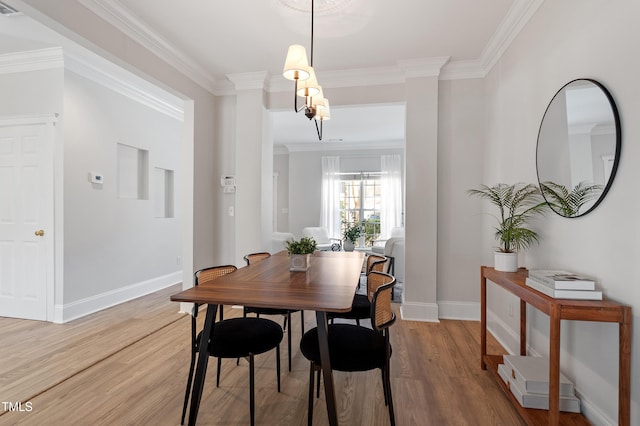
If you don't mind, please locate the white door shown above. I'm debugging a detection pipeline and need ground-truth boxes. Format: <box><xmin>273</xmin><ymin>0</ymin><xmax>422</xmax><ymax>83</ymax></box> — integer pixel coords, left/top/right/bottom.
<box><xmin>0</xmin><ymin>116</ymin><xmax>55</xmax><ymax>321</ymax></box>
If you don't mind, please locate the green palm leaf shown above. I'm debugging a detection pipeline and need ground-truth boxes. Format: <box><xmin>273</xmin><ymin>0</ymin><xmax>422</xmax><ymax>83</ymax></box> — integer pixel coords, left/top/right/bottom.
<box><xmin>467</xmin><ymin>183</ymin><xmax>548</xmax><ymax>252</ymax></box>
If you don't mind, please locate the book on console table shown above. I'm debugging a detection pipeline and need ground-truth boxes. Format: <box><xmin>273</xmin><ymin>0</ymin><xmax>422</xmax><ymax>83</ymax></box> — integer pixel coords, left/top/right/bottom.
<box><xmin>525</xmin><ymin>277</ymin><xmax>602</xmax><ymax>300</ymax></box>
<box><xmin>528</xmin><ymin>269</ymin><xmax>595</xmax><ymax>290</ymax></box>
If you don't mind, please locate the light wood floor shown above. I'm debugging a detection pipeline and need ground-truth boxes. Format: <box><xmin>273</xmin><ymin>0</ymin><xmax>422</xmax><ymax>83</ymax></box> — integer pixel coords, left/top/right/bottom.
<box><xmin>0</xmin><ymin>285</ymin><xmax>523</xmax><ymax>425</ymax></box>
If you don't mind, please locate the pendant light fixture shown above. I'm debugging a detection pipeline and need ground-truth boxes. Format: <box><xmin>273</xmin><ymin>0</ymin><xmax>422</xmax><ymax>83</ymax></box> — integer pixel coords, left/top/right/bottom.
<box><xmin>282</xmin><ymin>0</ymin><xmax>330</xmax><ymax>140</ymax></box>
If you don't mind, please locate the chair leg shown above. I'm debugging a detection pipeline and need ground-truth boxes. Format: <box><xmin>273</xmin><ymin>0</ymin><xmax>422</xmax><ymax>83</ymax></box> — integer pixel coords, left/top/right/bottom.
<box><xmin>249</xmin><ymin>354</ymin><xmax>255</xmax><ymax>426</ymax></box>
<box><xmin>307</xmin><ymin>362</ymin><xmax>315</xmax><ymax>426</ymax></box>
<box><xmin>287</xmin><ymin>312</ymin><xmax>292</xmax><ymax>371</ymax></box>
<box><xmin>384</xmin><ymin>365</ymin><xmax>396</xmax><ymax>426</ymax></box>
<box><xmin>316</xmin><ymin>369</ymin><xmax>321</xmax><ymax>398</ymax></box>
<box><xmin>180</xmin><ymin>347</ymin><xmax>197</xmax><ymax>424</ymax></box>
<box><xmin>300</xmin><ymin>310</ymin><xmax>305</xmax><ymax>335</ymax></box>
<box><xmin>381</xmin><ymin>369</ymin><xmax>389</xmax><ymax>405</ymax></box>
<box><xmin>276</xmin><ymin>344</ymin><xmax>281</xmax><ymax>392</ymax></box>
<box><xmin>356</xmin><ymin>318</ymin><xmax>360</xmax><ymax>326</ymax></box>
<box><xmin>216</xmin><ymin>357</ymin><xmax>222</xmax><ymax>387</ymax></box>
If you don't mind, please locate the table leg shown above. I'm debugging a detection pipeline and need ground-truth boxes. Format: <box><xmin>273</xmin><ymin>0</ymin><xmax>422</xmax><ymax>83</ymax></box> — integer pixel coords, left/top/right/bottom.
<box><xmin>188</xmin><ymin>304</ymin><xmax>218</xmax><ymax>426</ymax></box>
<box><xmin>316</xmin><ymin>311</ymin><xmax>338</xmax><ymax>426</ymax></box>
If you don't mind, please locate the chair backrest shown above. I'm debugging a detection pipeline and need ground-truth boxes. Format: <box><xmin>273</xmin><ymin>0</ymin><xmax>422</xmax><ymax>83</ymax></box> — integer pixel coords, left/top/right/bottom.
<box><xmin>368</xmin><ymin>271</ymin><xmax>396</xmax><ymax>331</ymax></box>
<box><xmin>301</xmin><ymin>227</ymin><xmax>330</xmax><ymax>244</ymax></box>
<box><xmin>244</xmin><ymin>252</ymin><xmax>271</xmax><ymax>266</ymax></box>
<box><xmin>366</xmin><ymin>254</ymin><xmax>387</xmax><ymax>274</ymax></box>
<box><xmin>193</xmin><ymin>265</ymin><xmax>237</xmax><ymax>317</ymax></box>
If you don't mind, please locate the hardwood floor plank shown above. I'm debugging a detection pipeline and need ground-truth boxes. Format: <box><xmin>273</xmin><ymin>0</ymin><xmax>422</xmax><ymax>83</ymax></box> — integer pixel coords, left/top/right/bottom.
<box><xmin>0</xmin><ymin>287</ymin><xmax>523</xmax><ymax>425</ymax></box>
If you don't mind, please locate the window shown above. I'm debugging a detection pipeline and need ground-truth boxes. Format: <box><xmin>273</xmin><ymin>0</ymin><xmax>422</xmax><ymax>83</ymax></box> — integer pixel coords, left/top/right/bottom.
<box><xmin>339</xmin><ymin>172</ymin><xmax>381</xmax><ymax>247</ymax></box>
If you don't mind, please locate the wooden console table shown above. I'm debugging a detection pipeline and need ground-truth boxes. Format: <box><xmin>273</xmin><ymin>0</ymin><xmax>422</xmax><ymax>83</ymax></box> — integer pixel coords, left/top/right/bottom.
<box><xmin>480</xmin><ymin>266</ymin><xmax>631</xmax><ymax>426</ymax></box>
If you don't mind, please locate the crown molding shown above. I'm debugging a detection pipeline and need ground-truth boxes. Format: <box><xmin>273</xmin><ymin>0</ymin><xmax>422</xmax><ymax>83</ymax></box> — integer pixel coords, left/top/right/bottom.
<box><xmin>77</xmin><ymin>0</ymin><xmax>219</xmax><ymax>95</ymax></box>
<box><xmin>226</xmin><ymin>71</ymin><xmax>270</xmax><ymax>91</ymax></box>
<box><xmin>77</xmin><ymin>0</ymin><xmax>543</xmax><ymax>96</ymax></box>
<box><xmin>477</xmin><ymin>0</ymin><xmax>545</xmax><ymax>76</ymax></box>
<box><xmin>398</xmin><ymin>57</ymin><xmax>450</xmax><ymax>78</ymax></box>
<box><xmin>0</xmin><ymin>46</ymin><xmax>63</xmax><ymax>74</ymax></box>
<box><xmin>64</xmin><ymin>50</ymin><xmax>184</xmax><ymax>121</ymax></box>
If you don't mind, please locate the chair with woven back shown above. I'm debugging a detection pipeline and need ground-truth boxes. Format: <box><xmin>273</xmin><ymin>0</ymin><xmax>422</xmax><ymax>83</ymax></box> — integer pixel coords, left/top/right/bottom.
<box><xmin>180</xmin><ymin>265</ymin><xmax>283</xmax><ymax>426</ymax></box>
<box><xmin>242</xmin><ymin>252</ymin><xmax>305</xmax><ymax>371</ymax></box>
<box><xmin>300</xmin><ymin>271</ymin><xmax>397</xmax><ymax>425</ymax></box>
<box><xmin>328</xmin><ymin>254</ymin><xmax>388</xmax><ymax>326</ymax></box>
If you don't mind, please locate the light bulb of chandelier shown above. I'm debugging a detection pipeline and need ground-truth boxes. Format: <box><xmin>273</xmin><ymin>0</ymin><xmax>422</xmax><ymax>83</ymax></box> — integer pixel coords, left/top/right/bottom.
<box><xmin>296</xmin><ymin>67</ymin><xmax>321</xmax><ymax>98</ymax></box>
<box><xmin>283</xmin><ymin>45</ymin><xmax>311</xmax><ymax>81</ymax></box>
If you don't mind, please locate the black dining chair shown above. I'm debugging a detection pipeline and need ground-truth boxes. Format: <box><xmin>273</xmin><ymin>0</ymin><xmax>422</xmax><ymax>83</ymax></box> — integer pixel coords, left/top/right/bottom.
<box><xmin>328</xmin><ymin>254</ymin><xmax>388</xmax><ymax>326</ymax></box>
<box><xmin>242</xmin><ymin>252</ymin><xmax>305</xmax><ymax>371</ymax></box>
<box><xmin>181</xmin><ymin>265</ymin><xmax>283</xmax><ymax>426</ymax></box>
<box><xmin>300</xmin><ymin>271</ymin><xmax>397</xmax><ymax>425</ymax></box>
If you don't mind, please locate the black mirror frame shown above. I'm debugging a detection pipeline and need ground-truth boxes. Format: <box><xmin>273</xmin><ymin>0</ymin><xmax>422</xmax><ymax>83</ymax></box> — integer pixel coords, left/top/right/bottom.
<box><xmin>536</xmin><ymin>78</ymin><xmax>621</xmax><ymax>218</ymax></box>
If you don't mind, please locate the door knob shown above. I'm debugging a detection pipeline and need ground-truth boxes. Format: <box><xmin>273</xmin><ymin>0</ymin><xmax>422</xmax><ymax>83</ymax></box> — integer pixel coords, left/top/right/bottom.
<box><xmin>35</xmin><ymin>229</ymin><xmax>44</xmax><ymax>237</ymax></box>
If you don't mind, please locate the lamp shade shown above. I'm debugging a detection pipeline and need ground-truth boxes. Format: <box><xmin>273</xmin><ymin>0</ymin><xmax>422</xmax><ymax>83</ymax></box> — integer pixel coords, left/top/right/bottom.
<box><xmin>316</xmin><ymin>99</ymin><xmax>331</xmax><ymax>121</ymax></box>
<box><xmin>296</xmin><ymin>67</ymin><xmax>320</xmax><ymax>98</ymax></box>
<box><xmin>283</xmin><ymin>45</ymin><xmax>311</xmax><ymax>81</ymax></box>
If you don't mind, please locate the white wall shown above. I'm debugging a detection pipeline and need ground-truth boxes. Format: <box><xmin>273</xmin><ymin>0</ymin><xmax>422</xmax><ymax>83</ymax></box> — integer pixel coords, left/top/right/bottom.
<box><xmin>437</xmin><ymin>78</ymin><xmax>486</xmax><ymax>310</ymax></box>
<box><xmin>274</xmin><ymin>152</ymin><xmax>289</xmax><ymax>232</ymax></box>
<box><xmin>18</xmin><ymin>0</ymin><xmax>220</xmax><ymax>295</ymax></box>
<box><xmin>475</xmin><ymin>1</ymin><xmax>640</xmax><ymax>424</ymax></box>
<box><xmin>62</xmin><ymin>70</ymin><xmax>182</xmax><ymax>307</ymax></box>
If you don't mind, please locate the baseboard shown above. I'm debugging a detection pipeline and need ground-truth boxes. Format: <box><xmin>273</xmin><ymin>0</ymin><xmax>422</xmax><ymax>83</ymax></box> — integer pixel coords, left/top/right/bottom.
<box><xmin>399</xmin><ymin>300</ymin><xmax>440</xmax><ymax>322</ymax></box>
<box><xmin>437</xmin><ymin>301</ymin><xmax>480</xmax><ymax>320</ymax></box>
<box><xmin>53</xmin><ymin>271</ymin><xmax>181</xmax><ymax>323</ymax></box>
<box><xmin>485</xmin><ymin>309</ymin><xmax>520</xmax><ymax>355</ymax></box>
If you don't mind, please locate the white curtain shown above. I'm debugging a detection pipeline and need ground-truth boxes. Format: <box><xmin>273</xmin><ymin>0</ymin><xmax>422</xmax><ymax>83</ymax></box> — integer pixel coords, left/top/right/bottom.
<box><xmin>380</xmin><ymin>154</ymin><xmax>402</xmax><ymax>238</ymax></box>
<box><xmin>321</xmin><ymin>156</ymin><xmax>341</xmax><ymax>238</ymax></box>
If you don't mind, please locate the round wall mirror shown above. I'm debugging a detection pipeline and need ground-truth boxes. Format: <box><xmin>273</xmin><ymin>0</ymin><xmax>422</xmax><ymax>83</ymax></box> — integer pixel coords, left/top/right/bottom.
<box><xmin>536</xmin><ymin>79</ymin><xmax>621</xmax><ymax>217</ymax></box>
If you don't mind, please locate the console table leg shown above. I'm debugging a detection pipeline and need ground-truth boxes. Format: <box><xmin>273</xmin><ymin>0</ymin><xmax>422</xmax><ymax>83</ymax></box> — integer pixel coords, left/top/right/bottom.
<box><xmin>480</xmin><ymin>267</ymin><xmax>487</xmax><ymax>370</ymax></box>
<box><xmin>520</xmin><ymin>300</ymin><xmax>527</xmax><ymax>356</ymax></box>
<box><xmin>619</xmin><ymin>307</ymin><xmax>631</xmax><ymax>426</ymax></box>
<box><xmin>549</xmin><ymin>304</ymin><xmax>561</xmax><ymax>425</ymax></box>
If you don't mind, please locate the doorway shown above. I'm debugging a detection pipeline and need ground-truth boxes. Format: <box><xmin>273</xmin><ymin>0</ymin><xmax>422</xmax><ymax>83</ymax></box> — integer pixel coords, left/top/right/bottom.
<box><xmin>0</xmin><ymin>115</ymin><xmax>56</xmax><ymax>321</ymax></box>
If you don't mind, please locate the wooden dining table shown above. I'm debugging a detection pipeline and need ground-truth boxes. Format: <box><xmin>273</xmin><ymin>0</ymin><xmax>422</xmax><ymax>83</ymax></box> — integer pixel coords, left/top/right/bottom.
<box><xmin>171</xmin><ymin>250</ymin><xmax>365</xmax><ymax>426</ymax></box>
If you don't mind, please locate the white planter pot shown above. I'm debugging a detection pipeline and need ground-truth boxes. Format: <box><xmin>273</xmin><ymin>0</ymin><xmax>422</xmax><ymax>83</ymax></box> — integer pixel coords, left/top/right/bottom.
<box><xmin>343</xmin><ymin>240</ymin><xmax>355</xmax><ymax>252</ymax></box>
<box><xmin>289</xmin><ymin>254</ymin><xmax>311</xmax><ymax>271</ymax></box>
<box><xmin>494</xmin><ymin>251</ymin><xmax>518</xmax><ymax>272</ymax></box>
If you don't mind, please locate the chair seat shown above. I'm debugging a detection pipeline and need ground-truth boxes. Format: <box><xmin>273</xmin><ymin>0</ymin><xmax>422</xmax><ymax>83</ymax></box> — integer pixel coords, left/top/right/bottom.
<box><xmin>300</xmin><ymin>324</ymin><xmax>388</xmax><ymax>372</ymax></box>
<box><xmin>206</xmin><ymin>318</ymin><xmax>283</xmax><ymax>358</ymax></box>
<box><xmin>328</xmin><ymin>294</ymin><xmax>369</xmax><ymax>320</ymax></box>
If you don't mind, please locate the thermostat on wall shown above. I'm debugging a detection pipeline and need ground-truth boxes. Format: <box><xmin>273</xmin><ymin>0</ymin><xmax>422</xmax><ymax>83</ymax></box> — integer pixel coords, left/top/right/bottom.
<box><xmin>90</xmin><ymin>172</ymin><xmax>104</xmax><ymax>185</ymax></box>
<box><xmin>220</xmin><ymin>175</ymin><xmax>236</xmax><ymax>193</ymax></box>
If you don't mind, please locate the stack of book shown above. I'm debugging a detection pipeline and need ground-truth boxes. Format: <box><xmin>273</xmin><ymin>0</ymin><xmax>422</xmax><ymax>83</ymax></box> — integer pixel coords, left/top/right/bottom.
<box><xmin>526</xmin><ymin>270</ymin><xmax>602</xmax><ymax>300</ymax></box>
<box><xmin>498</xmin><ymin>355</ymin><xmax>581</xmax><ymax>413</ymax></box>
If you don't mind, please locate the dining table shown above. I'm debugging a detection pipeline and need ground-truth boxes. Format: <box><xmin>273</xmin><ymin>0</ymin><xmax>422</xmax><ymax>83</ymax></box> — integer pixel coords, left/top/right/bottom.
<box><xmin>171</xmin><ymin>250</ymin><xmax>365</xmax><ymax>426</ymax></box>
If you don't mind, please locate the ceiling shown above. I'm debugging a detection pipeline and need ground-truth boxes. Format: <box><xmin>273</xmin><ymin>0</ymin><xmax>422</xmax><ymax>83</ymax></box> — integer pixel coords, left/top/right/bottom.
<box><xmin>1</xmin><ymin>0</ymin><xmax>541</xmax><ymax>146</ymax></box>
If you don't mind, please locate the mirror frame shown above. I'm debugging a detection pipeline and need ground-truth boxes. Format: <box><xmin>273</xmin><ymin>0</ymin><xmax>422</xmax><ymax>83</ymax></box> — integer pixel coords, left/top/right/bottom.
<box><xmin>536</xmin><ymin>78</ymin><xmax>621</xmax><ymax>218</ymax></box>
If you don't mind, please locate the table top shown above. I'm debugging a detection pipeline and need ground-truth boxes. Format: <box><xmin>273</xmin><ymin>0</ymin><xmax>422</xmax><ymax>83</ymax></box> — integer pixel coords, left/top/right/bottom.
<box><xmin>481</xmin><ymin>266</ymin><xmax>631</xmax><ymax>323</ymax></box>
<box><xmin>171</xmin><ymin>251</ymin><xmax>365</xmax><ymax>312</ymax></box>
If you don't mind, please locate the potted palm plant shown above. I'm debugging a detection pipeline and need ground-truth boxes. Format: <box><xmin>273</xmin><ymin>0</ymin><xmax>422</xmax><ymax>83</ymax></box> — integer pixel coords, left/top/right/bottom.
<box><xmin>467</xmin><ymin>183</ymin><xmax>548</xmax><ymax>272</ymax></box>
<box><xmin>285</xmin><ymin>237</ymin><xmax>317</xmax><ymax>271</ymax></box>
<box><xmin>342</xmin><ymin>222</ymin><xmax>363</xmax><ymax>252</ymax></box>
